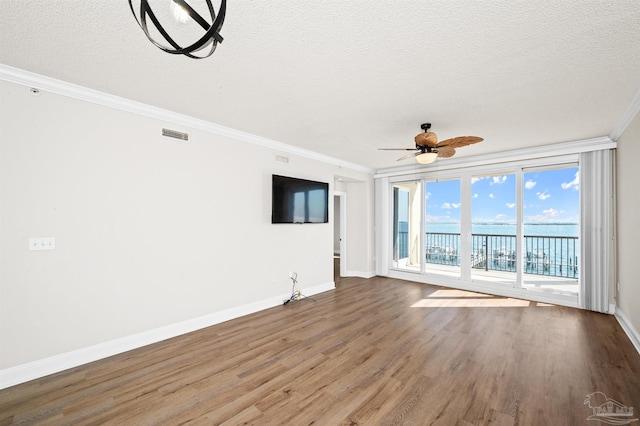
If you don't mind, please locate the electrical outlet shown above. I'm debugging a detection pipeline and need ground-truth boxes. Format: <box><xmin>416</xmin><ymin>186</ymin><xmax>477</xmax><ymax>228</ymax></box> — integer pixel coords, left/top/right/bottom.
<box><xmin>29</xmin><ymin>237</ymin><xmax>55</xmax><ymax>251</ymax></box>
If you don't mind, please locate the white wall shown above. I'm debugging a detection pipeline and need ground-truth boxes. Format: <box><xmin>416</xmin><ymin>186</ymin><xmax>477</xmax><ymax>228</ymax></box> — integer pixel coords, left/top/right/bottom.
<box><xmin>616</xmin><ymin>111</ymin><xmax>640</xmax><ymax>345</ymax></box>
<box><xmin>0</xmin><ymin>79</ymin><xmax>374</xmax><ymax>376</ymax></box>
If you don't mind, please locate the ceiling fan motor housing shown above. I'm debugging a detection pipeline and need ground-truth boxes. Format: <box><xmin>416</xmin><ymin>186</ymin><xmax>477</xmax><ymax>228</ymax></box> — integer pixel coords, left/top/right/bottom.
<box><xmin>416</xmin><ymin>144</ymin><xmax>435</xmax><ymax>153</ymax></box>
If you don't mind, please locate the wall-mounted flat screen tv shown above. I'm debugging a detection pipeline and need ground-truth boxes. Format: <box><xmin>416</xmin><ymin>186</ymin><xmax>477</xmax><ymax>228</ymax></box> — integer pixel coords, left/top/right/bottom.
<box><xmin>272</xmin><ymin>175</ymin><xmax>329</xmax><ymax>224</ymax></box>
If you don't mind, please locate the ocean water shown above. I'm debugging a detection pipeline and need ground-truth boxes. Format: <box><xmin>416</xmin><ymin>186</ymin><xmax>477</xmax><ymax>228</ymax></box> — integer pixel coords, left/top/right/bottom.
<box><xmin>423</xmin><ymin>222</ymin><xmax>579</xmax><ymax>237</ymax></box>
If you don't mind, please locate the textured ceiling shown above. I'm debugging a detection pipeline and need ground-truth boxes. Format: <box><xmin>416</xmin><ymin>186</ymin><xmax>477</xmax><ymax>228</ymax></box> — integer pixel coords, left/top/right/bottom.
<box><xmin>1</xmin><ymin>1</ymin><xmax>639</xmax><ymax>170</ymax></box>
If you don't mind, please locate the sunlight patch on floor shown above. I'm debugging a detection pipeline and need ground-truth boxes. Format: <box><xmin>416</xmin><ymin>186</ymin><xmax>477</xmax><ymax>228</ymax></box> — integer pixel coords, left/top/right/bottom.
<box><xmin>411</xmin><ymin>289</ymin><xmax>555</xmax><ymax>308</ymax></box>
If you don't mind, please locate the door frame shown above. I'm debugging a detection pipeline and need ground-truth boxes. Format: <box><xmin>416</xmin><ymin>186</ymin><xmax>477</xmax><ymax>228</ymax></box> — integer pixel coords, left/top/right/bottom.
<box><xmin>334</xmin><ymin>191</ymin><xmax>347</xmax><ymax>277</ymax></box>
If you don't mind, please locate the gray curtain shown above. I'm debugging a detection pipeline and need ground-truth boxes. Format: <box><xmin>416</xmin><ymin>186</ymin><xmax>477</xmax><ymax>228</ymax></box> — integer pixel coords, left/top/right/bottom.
<box><xmin>579</xmin><ymin>149</ymin><xmax>615</xmax><ymax>313</ymax></box>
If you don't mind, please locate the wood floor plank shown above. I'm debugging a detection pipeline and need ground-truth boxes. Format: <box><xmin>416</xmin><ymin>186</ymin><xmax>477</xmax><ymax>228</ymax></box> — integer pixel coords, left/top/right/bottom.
<box><xmin>1</xmin><ymin>274</ymin><xmax>639</xmax><ymax>425</ymax></box>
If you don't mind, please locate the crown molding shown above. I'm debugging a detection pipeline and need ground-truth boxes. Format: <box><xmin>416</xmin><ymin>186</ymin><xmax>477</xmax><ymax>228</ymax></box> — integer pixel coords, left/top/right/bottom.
<box><xmin>0</xmin><ymin>64</ymin><xmax>375</xmax><ymax>175</ymax></box>
<box><xmin>610</xmin><ymin>88</ymin><xmax>640</xmax><ymax>142</ymax></box>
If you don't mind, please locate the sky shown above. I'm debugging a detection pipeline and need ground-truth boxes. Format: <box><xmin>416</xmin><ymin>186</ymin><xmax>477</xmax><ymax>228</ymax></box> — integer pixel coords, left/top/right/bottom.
<box><xmin>402</xmin><ymin>166</ymin><xmax>580</xmax><ymax>224</ymax></box>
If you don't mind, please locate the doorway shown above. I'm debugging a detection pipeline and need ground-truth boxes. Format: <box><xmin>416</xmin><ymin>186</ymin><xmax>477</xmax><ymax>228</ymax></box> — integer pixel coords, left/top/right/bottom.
<box><xmin>334</xmin><ymin>192</ymin><xmax>347</xmax><ymax>280</ymax></box>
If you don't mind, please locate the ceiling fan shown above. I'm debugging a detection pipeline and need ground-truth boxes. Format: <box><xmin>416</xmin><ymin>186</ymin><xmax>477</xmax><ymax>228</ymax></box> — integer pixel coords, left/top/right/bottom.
<box><xmin>379</xmin><ymin>123</ymin><xmax>483</xmax><ymax>164</ymax></box>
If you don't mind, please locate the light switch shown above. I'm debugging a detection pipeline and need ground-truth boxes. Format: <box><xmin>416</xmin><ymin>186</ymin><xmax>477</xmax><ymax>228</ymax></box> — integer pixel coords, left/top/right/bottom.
<box><xmin>29</xmin><ymin>237</ymin><xmax>56</xmax><ymax>251</ymax></box>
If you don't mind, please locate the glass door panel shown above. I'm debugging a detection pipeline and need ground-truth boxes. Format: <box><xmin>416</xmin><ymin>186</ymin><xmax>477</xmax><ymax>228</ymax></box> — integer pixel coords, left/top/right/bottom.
<box><xmin>522</xmin><ymin>167</ymin><xmax>579</xmax><ymax>295</ymax></box>
<box><xmin>470</xmin><ymin>173</ymin><xmax>517</xmax><ymax>285</ymax></box>
<box><xmin>424</xmin><ymin>179</ymin><xmax>461</xmax><ymax>277</ymax></box>
<box><xmin>392</xmin><ymin>181</ymin><xmax>422</xmax><ymax>271</ymax></box>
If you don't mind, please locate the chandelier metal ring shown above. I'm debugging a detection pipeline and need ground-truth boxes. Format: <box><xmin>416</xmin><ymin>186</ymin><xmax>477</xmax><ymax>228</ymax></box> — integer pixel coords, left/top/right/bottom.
<box><xmin>129</xmin><ymin>0</ymin><xmax>226</xmax><ymax>59</ymax></box>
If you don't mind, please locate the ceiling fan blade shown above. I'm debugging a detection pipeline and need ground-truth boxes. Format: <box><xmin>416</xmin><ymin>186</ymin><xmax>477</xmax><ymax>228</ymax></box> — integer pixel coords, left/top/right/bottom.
<box><xmin>414</xmin><ymin>132</ymin><xmax>438</xmax><ymax>147</ymax></box>
<box><xmin>396</xmin><ymin>152</ymin><xmax>419</xmax><ymax>161</ymax></box>
<box><xmin>437</xmin><ymin>136</ymin><xmax>483</xmax><ymax>149</ymax></box>
<box><xmin>378</xmin><ymin>148</ymin><xmax>420</xmax><ymax>151</ymax></box>
<box><xmin>436</xmin><ymin>146</ymin><xmax>456</xmax><ymax>158</ymax></box>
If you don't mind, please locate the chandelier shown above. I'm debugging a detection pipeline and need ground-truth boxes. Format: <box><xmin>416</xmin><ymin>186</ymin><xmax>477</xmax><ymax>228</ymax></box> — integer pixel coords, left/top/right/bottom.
<box><xmin>128</xmin><ymin>0</ymin><xmax>226</xmax><ymax>59</ymax></box>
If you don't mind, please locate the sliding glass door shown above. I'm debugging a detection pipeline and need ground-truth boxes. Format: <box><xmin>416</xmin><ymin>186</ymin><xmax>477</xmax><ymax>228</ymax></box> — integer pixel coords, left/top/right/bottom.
<box><xmin>392</xmin><ymin>181</ymin><xmax>421</xmax><ymax>271</ymax></box>
<box><xmin>470</xmin><ymin>173</ymin><xmax>517</xmax><ymax>285</ymax></box>
<box><xmin>425</xmin><ymin>179</ymin><xmax>461</xmax><ymax>277</ymax></box>
<box><xmin>388</xmin><ymin>162</ymin><xmax>580</xmax><ymax>298</ymax></box>
<box><xmin>522</xmin><ymin>166</ymin><xmax>579</xmax><ymax>295</ymax></box>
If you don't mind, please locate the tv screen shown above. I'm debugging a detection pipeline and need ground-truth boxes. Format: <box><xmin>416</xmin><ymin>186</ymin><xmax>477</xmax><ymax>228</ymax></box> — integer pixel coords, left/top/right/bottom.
<box><xmin>272</xmin><ymin>175</ymin><xmax>329</xmax><ymax>224</ymax></box>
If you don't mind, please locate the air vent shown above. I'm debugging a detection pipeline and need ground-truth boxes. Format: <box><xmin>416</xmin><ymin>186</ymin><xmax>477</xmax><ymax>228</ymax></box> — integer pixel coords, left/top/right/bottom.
<box><xmin>162</xmin><ymin>128</ymin><xmax>189</xmax><ymax>141</ymax></box>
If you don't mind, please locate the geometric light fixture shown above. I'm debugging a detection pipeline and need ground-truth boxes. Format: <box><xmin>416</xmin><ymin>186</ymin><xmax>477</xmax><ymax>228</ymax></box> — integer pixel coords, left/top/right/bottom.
<box><xmin>128</xmin><ymin>0</ymin><xmax>226</xmax><ymax>59</ymax></box>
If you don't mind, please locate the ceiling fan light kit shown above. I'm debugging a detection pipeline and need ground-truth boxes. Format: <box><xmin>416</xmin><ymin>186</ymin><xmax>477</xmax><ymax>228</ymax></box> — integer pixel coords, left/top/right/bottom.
<box><xmin>128</xmin><ymin>0</ymin><xmax>226</xmax><ymax>59</ymax></box>
<box><xmin>379</xmin><ymin>123</ymin><xmax>484</xmax><ymax>165</ymax></box>
<box><xmin>415</xmin><ymin>151</ymin><xmax>438</xmax><ymax>164</ymax></box>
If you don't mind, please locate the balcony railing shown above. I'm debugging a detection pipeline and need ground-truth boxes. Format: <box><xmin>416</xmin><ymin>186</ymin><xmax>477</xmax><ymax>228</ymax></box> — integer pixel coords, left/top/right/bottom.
<box><xmin>396</xmin><ymin>231</ymin><xmax>579</xmax><ymax>278</ymax></box>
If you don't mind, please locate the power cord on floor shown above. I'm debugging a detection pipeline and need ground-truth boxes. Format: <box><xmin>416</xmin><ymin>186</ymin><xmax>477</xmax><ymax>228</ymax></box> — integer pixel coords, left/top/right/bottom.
<box><xmin>283</xmin><ymin>273</ymin><xmax>315</xmax><ymax>305</ymax></box>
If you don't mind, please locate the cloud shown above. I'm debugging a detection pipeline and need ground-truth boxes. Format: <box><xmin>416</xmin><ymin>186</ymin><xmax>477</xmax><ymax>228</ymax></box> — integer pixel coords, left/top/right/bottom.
<box><xmin>490</xmin><ymin>175</ymin><xmax>508</xmax><ymax>185</ymax></box>
<box><xmin>473</xmin><ymin>193</ymin><xmax>478</xmax><ymax>198</ymax></box>
<box><xmin>526</xmin><ymin>208</ymin><xmax>567</xmax><ymax>222</ymax></box>
<box><xmin>489</xmin><ymin>193</ymin><xmax>496</xmax><ymax>199</ymax></box>
<box><xmin>506</xmin><ymin>202</ymin><xmax>516</xmax><ymax>208</ymax></box>
<box><xmin>536</xmin><ymin>191</ymin><xmax>551</xmax><ymax>200</ymax></box>
<box><xmin>496</xmin><ymin>214</ymin><xmax>508</xmax><ymax>220</ymax></box>
<box><xmin>425</xmin><ymin>191</ymin><xmax>431</xmax><ymax>200</ymax></box>
<box><xmin>441</xmin><ymin>202</ymin><xmax>460</xmax><ymax>209</ymax></box>
<box><xmin>561</xmin><ymin>171</ymin><xmax>579</xmax><ymax>190</ymax></box>
<box><xmin>425</xmin><ymin>215</ymin><xmax>459</xmax><ymax>223</ymax></box>
<box><xmin>525</xmin><ymin>180</ymin><xmax>537</xmax><ymax>190</ymax></box>
<box><xmin>543</xmin><ymin>208</ymin><xmax>560</xmax><ymax>217</ymax></box>
<box><xmin>471</xmin><ymin>177</ymin><xmax>483</xmax><ymax>184</ymax></box>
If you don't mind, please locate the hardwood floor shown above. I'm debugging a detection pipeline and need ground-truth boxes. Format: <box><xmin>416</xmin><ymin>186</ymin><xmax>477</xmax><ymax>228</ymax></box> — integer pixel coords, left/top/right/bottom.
<box><xmin>1</xmin><ymin>273</ymin><xmax>639</xmax><ymax>425</ymax></box>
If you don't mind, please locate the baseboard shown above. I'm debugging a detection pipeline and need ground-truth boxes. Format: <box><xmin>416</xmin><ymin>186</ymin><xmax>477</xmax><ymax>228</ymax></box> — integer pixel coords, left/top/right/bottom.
<box><xmin>0</xmin><ymin>281</ymin><xmax>335</xmax><ymax>390</ymax></box>
<box><xmin>615</xmin><ymin>308</ymin><xmax>640</xmax><ymax>356</ymax></box>
<box><xmin>343</xmin><ymin>270</ymin><xmax>376</xmax><ymax>279</ymax></box>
